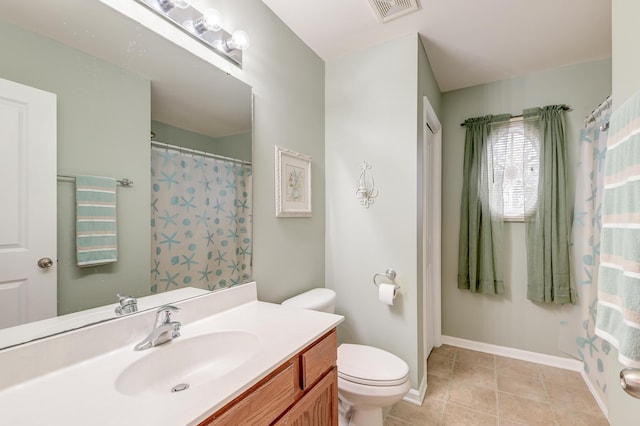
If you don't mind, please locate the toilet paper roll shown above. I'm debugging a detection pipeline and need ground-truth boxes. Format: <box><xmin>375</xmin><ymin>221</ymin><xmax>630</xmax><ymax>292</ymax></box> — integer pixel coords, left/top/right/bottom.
<box><xmin>378</xmin><ymin>283</ymin><xmax>397</xmax><ymax>306</ymax></box>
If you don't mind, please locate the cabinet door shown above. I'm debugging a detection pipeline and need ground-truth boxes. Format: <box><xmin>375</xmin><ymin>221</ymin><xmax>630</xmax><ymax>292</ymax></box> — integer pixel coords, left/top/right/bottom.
<box><xmin>300</xmin><ymin>331</ymin><xmax>337</xmax><ymax>390</ymax></box>
<box><xmin>201</xmin><ymin>362</ymin><xmax>297</xmax><ymax>426</ymax></box>
<box><xmin>275</xmin><ymin>367</ymin><xmax>338</xmax><ymax>426</ymax></box>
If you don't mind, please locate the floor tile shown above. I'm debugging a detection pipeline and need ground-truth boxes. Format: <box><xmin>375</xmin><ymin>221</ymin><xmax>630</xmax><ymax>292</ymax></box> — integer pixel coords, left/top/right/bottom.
<box><xmin>424</xmin><ymin>374</ymin><xmax>450</xmax><ymax>401</ymax></box>
<box><xmin>497</xmin><ymin>392</ymin><xmax>556</xmax><ymax>425</ymax></box>
<box><xmin>441</xmin><ymin>402</ymin><xmax>498</xmax><ymax>425</ymax></box>
<box><xmin>385</xmin><ymin>347</ymin><xmax>606</xmax><ymax>426</ymax></box>
<box><xmin>384</xmin><ymin>415</ymin><xmax>414</xmax><ymax>426</ymax></box>
<box><xmin>497</xmin><ymin>369</ymin><xmax>548</xmax><ymax>402</ymax></box>
<box><xmin>453</xmin><ymin>360</ymin><xmax>497</xmax><ymax>389</ymax></box>
<box><xmin>495</xmin><ymin>356</ymin><xmax>543</xmax><ymax>378</ymax></box>
<box><xmin>431</xmin><ymin>344</ymin><xmax>457</xmax><ymax>360</ymax></box>
<box><xmin>448</xmin><ymin>381</ymin><xmax>498</xmax><ymax>415</ymax></box>
<box><xmin>456</xmin><ymin>347</ymin><xmax>496</xmax><ymax>368</ymax></box>
<box><xmin>538</xmin><ymin>365</ymin><xmax>584</xmax><ymax>388</ymax></box>
<box><xmin>427</xmin><ymin>353</ymin><xmax>455</xmax><ymax>378</ymax></box>
<box><xmin>553</xmin><ymin>406</ymin><xmax>609</xmax><ymax>426</ymax></box>
<box><xmin>498</xmin><ymin>419</ymin><xmax>529</xmax><ymax>426</ymax></box>
<box><xmin>387</xmin><ymin>399</ymin><xmax>444</xmax><ymax>425</ymax></box>
<box><xmin>544</xmin><ymin>381</ymin><xmax>603</xmax><ymax>416</ymax></box>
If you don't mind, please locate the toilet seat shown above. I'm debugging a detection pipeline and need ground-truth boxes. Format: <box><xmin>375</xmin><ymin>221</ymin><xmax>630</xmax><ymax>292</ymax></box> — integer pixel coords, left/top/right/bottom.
<box><xmin>337</xmin><ymin>344</ymin><xmax>409</xmax><ymax>387</ymax></box>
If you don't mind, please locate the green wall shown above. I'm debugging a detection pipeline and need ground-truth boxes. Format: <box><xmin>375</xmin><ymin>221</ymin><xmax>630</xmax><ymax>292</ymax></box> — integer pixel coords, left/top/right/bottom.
<box><xmin>612</xmin><ymin>0</ymin><xmax>640</xmax><ymax>108</ymax></box>
<box><xmin>325</xmin><ymin>33</ymin><xmax>442</xmax><ymax>392</ymax></box>
<box><xmin>418</xmin><ymin>37</ymin><xmax>442</xmax><ymax>117</ymax></box>
<box><xmin>417</xmin><ymin>35</ymin><xmax>443</xmax><ymax>383</ymax></box>
<box><xmin>441</xmin><ymin>58</ymin><xmax>611</xmax><ymax>357</ymax></box>
<box><xmin>214</xmin><ymin>132</ymin><xmax>252</xmax><ymax>162</ymax></box>
<box><xmin>219</xmin><ymin>0</ymin><xmax>326</xmax><ymax>304</ymax></box>
<box><xmin>0</xmin><ymin>18</ymin><xmax>151</xmax><ymax>314</ymax></box>
<box><xmin>150</xmin><ymin>120</ymin><xmax>252</xmax><ymax>162</ymax></box>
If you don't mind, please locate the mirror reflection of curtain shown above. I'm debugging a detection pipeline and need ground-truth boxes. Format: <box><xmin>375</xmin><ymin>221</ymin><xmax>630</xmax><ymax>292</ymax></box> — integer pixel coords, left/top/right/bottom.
<box><xmin>150</xmin><ymin>146</ymin><xmax>252</xmax><ymax>293</ymax></box>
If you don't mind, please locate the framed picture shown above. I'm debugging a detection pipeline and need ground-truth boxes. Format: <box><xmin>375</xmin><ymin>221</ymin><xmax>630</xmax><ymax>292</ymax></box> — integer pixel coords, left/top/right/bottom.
<box><xmin>275</xmin><ymin>146</ymin><xmax>312</xmax><ymax>217</ymax></box>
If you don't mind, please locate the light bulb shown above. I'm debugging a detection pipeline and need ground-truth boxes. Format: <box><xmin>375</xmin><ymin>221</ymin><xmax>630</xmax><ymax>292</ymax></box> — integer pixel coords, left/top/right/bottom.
<box><xmin>156</xmin><ymin>0</ymin><xmax>191</xmax><ymax>13</ymax></box>
<box><xmin>227</xmin><ymin>30</ymin><xmax>250</xmax><ymax>51</ymax></box>
<box><xmin>194</xmin><ymin>8</ymin><xmax>222</xmax><ymax>33</ymax></box>
<box><xmin>182</xmin><ymin>19</ymin><xmax>196</xmax><ymax>34</ymax></box>
<box><xmin>170</xmin><ymin>0</ymin><xmax>191</xmax><ymax>8</ymax></box>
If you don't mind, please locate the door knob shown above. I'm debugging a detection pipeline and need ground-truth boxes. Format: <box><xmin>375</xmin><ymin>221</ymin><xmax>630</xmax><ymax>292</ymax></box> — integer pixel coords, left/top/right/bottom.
<box><xmin>621</xmin><ymin>368</ymin><xmax>640</xmax><ymax>399</ymax></box>
<box><xmin>37</xmin><ymin>257</ymin><xmax>54</xmax><ymax>269</ymax></box>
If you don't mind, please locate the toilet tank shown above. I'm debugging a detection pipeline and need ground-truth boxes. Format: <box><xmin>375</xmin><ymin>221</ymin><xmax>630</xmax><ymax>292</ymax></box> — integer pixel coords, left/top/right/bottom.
<box><xmin>281</xmin><ymin>288</ymin><xmax>336</xmax><ymax>314</ymax></box>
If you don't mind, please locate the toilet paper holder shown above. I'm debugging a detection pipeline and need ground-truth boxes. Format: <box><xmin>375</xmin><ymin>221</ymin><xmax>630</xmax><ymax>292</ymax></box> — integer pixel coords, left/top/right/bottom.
<box><xmin>373</xmin><ymin>268</ymin><xmax>400</xmax><ymax>290</ymax></box>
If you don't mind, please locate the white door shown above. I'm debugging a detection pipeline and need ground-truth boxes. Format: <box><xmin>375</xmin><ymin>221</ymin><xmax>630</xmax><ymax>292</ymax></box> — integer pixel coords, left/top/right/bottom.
<box><xmin>423</xmin><ymin>96</ymin><xmax>442</xmax><ymax>359</ymax></box>
<box><xmin>0</xmin><ymin>77</ymin><xmax>57</xmax><ymax>329</ymax></box>
<box><xmin>423</xmin><ymin>123</ymin><xmax>435</xmax><ymax>356</ymax></box>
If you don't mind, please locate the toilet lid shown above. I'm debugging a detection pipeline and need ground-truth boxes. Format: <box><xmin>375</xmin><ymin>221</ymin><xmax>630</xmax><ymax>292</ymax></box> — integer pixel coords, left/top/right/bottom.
<box><xmin>337</xmin><ymin>344</ymin><xmax>409</xmax><ymax>386</ymax></box>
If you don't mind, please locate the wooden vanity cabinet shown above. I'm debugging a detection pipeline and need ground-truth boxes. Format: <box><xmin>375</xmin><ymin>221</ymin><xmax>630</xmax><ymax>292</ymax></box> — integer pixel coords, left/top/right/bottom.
<box><xmin>274</xmin><ymin>367</ymin><xmax>337</xmax><ymax>426</ymax></box>
<box><xmin>200</xmin><ymin>329</ymin><xmax>338</xmax><ymax>426</ymax></box>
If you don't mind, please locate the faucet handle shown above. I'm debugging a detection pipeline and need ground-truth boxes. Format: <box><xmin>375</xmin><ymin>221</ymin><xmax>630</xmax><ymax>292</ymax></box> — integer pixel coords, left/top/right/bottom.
<box><xmin>156</xmin><ymin>305</ymin><xmax>180</xmax><ymax>324</ymax></box>
<box><xmin>115</xmin><ymin>294</ymin><xmax>138</xmax><ymax>316</ymax></box>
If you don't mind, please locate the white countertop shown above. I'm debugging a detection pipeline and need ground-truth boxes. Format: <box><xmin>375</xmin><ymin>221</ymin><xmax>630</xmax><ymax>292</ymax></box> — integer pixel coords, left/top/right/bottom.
<box><xmin>0</xmin><ymin>283</ymin><xmax>343</xmax><ymax>425</ymax></box>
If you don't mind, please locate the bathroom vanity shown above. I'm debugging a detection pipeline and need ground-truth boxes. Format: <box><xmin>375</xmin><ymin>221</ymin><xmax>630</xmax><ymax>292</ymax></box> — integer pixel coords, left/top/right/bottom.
<box><xmin>202</xmin><ymin>330</ymin><xmax>338</xmax><ymax>425</ymax></box>
<box><xmin>0</xmin><ymin>282</ymin><xmax>343</xmax><ymax>425</ymax></box>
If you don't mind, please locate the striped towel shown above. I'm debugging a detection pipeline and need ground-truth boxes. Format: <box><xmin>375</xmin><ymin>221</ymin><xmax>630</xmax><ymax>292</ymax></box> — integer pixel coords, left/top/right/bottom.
<box><xmin>595</xmin><ymin>90</ymin><xmax>640</xmax><ymax>367</ymax></box>
<box><xmin>75</xmin><ymin>176</ymin><xmax>118</xmax><ymax>267</ymax></box>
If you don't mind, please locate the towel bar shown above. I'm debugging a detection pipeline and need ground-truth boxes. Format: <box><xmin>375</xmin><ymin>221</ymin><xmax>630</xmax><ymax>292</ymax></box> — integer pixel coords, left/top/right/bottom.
<box><xmin>57</xmin><ymin>174</ymin><xmax>133</xmax><ymax>187</ymax></box>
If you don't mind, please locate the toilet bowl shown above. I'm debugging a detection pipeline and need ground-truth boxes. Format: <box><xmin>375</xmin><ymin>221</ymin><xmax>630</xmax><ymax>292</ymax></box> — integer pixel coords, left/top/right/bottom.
<box><xmin>282</xmin><ymin>288</ymin><xmax>410</xmax><ymax>426</ymax></box>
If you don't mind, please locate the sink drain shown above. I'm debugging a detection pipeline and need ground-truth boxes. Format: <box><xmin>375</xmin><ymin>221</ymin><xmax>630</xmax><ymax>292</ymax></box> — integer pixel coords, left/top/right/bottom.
<box><xmin>171</xmin><ymin>383</ymin><xmax>190</xmax><ymax>393</ymax></box>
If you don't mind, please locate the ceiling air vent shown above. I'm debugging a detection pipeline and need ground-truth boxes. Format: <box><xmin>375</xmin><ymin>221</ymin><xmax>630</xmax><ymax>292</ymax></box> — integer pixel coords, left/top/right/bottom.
<box><xmin>367</xmin><ymin>0</ymin><xmax>419</xmax><ymax>23</ymax></box>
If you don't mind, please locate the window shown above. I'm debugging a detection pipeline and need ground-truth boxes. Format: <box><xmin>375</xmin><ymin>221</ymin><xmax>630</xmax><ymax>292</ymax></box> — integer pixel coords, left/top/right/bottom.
<box><xmin>486</xmin><ymin>118</ymin><xmax>539</xmax><ymax>221</ymax></box>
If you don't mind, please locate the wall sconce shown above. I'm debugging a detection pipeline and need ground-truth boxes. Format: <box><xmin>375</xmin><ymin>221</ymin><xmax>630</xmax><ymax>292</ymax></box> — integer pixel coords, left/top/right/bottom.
<box><xmin>135</xmin><ymin>0</ymin><xmax>250</xmax><ymax>67</ymax></box>
<box><xmin>356</xmin><ymin>161</ymin><xmax>378</xmax><ymax>208</ymax></box>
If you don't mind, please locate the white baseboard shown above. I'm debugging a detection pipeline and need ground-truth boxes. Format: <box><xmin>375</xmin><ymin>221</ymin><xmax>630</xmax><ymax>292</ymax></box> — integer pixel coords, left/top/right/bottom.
<box><xmin>440</xmin><ymin>335</ymin><xmax>582</xmax><ymax>371</ymax></box>
<box><xmin>579</xmin><ymin>369</ymin><xmax>609</xmax><ymax>419</ymax></box>
<box><xmin>440</xmin><ymin>335</ymin><xmax>608</xmax><ymax>420</ymax></box>
<box><xmin>402</xmin><ymin>374</ymin><xmax>426</xmax><ymax>406</ymax></box>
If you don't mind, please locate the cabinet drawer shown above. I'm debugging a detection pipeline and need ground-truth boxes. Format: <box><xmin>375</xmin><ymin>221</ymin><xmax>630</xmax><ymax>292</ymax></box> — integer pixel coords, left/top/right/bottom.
<box><xmin>202</xmin><ymin>362</ymin><xmax>297</xmax><ymax>426</ymax></box>
<box><xmin>300</xmin><ymin>331</ymin><xmax>337</xmax><ymax>390</ymax></box>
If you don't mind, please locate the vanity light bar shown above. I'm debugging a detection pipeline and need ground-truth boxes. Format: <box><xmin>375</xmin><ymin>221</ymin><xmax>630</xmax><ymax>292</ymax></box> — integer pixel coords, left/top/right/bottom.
<box><xmin>134</xmin><ymin>0</ymin><xmax>249</xmax><ymax>67</ymax></box>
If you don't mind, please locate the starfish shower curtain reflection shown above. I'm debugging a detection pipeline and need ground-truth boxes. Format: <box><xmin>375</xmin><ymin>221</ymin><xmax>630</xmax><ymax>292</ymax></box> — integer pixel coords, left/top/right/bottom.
<box><xmin>150</xmin><ymin>146</ymin><xmax>252</xmax><ymax>293</ymax></box>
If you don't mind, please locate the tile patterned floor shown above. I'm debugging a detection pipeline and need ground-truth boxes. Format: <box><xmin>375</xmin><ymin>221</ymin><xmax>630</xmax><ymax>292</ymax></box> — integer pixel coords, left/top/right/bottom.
<box><xmin>383</xmin><ymin>345</ymin><xmax>609</xmax><ymax>426</ymax></box>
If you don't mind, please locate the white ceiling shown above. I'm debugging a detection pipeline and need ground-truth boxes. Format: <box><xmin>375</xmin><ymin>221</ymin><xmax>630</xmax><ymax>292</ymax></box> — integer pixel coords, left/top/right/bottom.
<box><xmin>262</xmin><ymin>0</ymin><xmax>612</xmax><ymax>92</ymax></box>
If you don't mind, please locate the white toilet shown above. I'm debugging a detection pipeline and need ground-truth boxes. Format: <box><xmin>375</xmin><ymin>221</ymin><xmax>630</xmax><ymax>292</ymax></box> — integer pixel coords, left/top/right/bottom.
<box><xmin>282</xmin><ymin>288</ymin><xmax>410</xmax><ymax>426</ymax></box>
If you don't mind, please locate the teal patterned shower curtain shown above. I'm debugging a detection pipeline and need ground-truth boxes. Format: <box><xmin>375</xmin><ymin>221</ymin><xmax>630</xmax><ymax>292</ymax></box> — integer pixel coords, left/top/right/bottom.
<box><xmin>566</xmin><ymin>98</ymin><xmax>611</xmax><ymax>404</ymax></box>
<box><xmin>150</xmin><ymin>146</ymin><xmax>252</xmax><ymax>293</ymax></box>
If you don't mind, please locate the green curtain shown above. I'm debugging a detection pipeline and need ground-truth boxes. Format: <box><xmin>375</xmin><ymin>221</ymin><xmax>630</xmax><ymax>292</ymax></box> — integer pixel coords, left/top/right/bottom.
<box><xmin>457</xmin><ymin>115</ymin><xmax>510</xmax><ymax>295</ymax></box>
<box><xmin>523</xmin><ymin>105</ymin><xmax>576</xmax><ymax>304</ymax></box>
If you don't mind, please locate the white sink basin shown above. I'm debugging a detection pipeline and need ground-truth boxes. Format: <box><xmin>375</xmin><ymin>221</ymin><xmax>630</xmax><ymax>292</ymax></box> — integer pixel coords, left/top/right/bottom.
<box><xmin>115</xmin><ymin>330</ymin><xmax>259</xmax><ymax>396</ymax></box>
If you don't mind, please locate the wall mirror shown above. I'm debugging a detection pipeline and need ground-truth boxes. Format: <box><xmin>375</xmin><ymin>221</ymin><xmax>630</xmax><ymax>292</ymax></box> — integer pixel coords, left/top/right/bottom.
<box><xmin>0</xmin><ymin>0</ymin><xmax>253</xmax><ymax>349</ymax></box>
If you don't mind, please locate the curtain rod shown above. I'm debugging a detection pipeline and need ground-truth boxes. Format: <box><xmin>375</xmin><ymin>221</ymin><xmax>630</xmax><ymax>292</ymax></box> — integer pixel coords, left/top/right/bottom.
<box><xmin>151</xmin><ymin>141</ymin><xmax>252</xmax><ymax>166</ymax></box>
<box><xmin>584</xmin><ymin>95</ymin><xmax>612</xmax><ymax>126</ymax></box>
<box><xmin>460</xmin><ymin>105</ymin><xmax>572</xmax><ymax>127</ymax></box>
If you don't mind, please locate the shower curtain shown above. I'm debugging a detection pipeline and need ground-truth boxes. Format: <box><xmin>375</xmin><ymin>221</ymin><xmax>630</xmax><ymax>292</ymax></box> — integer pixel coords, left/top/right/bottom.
<box><xmin>567</xmin><ymin>98</ymin><xmax>611</xmax><ymax>403</ymax></box>
<box><xmin>150</xmin><ymin>146</ymin><xmax>252</xmax><ymax>293</ymax></box>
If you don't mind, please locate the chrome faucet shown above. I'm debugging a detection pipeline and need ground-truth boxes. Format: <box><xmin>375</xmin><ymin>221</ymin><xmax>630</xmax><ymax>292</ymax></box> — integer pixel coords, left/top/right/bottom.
<box><xmin>134</xmin><ymin>305</ymin><xmax>181</xmax><ymax>351</ymax></box>
<box><xmin>115</xmin><ymin>294</ymin><xmax>138</xmax><ymax>316</ymax></box>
